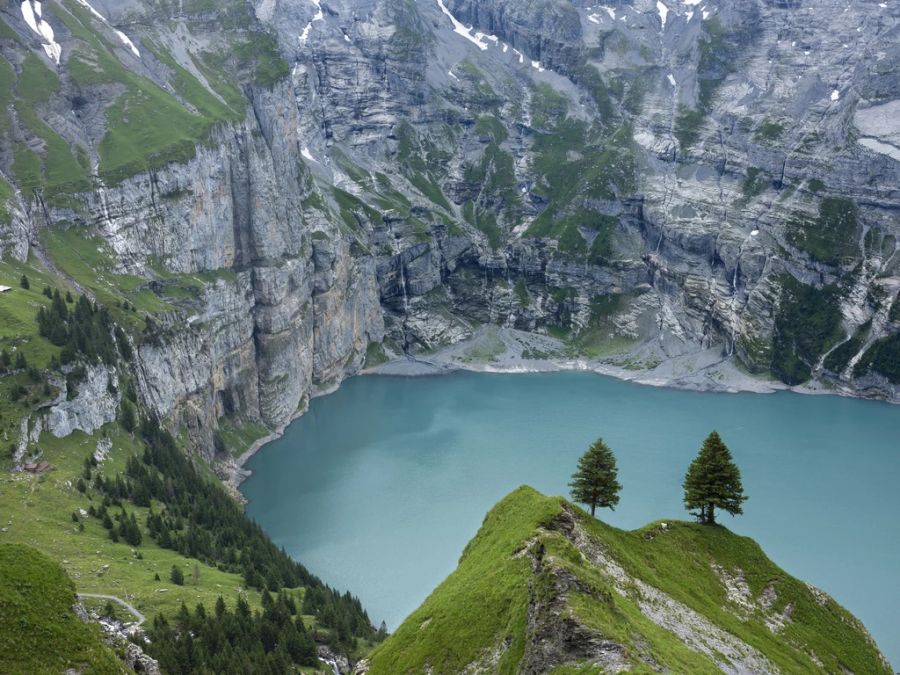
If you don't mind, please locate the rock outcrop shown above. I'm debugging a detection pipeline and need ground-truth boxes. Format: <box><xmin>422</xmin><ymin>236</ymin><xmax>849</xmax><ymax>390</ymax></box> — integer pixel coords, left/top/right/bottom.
<box><xmin>46</xmin><ymin>365</ymin><xmax>119</xmax><ymax>438</ymax></box>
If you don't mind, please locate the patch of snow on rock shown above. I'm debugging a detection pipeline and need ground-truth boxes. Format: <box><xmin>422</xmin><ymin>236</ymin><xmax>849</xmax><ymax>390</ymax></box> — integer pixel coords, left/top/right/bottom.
<box><xmin>72</xmin><ymin>0</ymin><xmax>140</xmax><ymax>59</ymax></box>
<box><xmin>301</xmin><ymin>147</ymin><xmax>315</xmax><ymax>162</ymax></box>
<box><xmin>657</xmin><ymin>1</ymin><xmax>669</xmax><ymax>28</ymax></box>
<box><xmin>74</xmin><ymin>0</ymin><xmax>107</xmax><ymax>22</ymax></box>
<box><xmin>21</xmin><ymin>1</ymin><xmax>61</xmax><ymax>64</ymax></box>
<box><xmin>831</xmin><ymin>89</ymin><xmax>840</xmax><ymax>102</ymax></box>
<box><xmin>436</xmin><ymin>0</ymin><xmax>488</xmax><ymax>50</ymax></box>
<box><xmin>298</xmin><ymin>0</ymin><xmax>324</xmax><ymax>45</ymax></box>
<box><xmin>667</xmin><ymin>73</ymin><xmax>676</xmax><ymax>86</ymax></box>
<box><xmin>21</xmin><ymin>1</ymin><xmax>39</xmax><ymax>35</ymax></box>
<box><xmin>115</xmin><ymin>30</ymin><xmax>140</xmax><ymax>57</ymax></box>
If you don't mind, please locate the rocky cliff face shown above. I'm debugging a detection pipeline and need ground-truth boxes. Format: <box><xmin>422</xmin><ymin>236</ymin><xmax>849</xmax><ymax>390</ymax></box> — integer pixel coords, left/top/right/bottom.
<box><xmin>1</xmin><ymin>0</ymin><xmax>898</xmax><ymax>456</ymax></box>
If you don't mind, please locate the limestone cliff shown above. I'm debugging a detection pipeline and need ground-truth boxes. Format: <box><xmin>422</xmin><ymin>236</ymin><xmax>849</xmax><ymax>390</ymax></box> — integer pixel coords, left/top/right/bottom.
<box><xmin>0</xmin><ymin>0</ymin><xmax>898</xmax><ymax>458</ymax></box>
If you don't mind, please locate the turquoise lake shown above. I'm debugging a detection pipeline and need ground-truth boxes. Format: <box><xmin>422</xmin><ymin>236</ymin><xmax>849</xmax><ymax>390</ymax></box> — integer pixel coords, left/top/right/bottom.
<box><xmin>241</xmin><ymin>371</ymin><xmax>900</xmax><ymax>667</ymax></box>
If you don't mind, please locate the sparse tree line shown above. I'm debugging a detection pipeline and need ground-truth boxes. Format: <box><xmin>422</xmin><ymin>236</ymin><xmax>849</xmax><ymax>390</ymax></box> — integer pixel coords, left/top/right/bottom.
<box><xmin>570</xmin><ymin>431</ymin><xmax>747</xmax><ymax>525</ymax></box>
<box><xmin>78</xmin><ymin>414</ymin><xmax>376</xmax><ymax>661</ymax></box>
<box><xmin>35</xmin><ymin>289</ymin><xmax>132</xmax><ymax>371</ymax></box>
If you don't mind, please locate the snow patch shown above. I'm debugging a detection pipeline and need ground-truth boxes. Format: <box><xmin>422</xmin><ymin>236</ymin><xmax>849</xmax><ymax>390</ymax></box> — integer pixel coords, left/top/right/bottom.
<box><xmin>115</xmin><ymin>29</ymin><xmax>140</xmax><ymax>57</ymax></box>
<box><xmin>831</xmin><ymin>89</ymin><xmax>840</xmax><ymax>102</ymax></box>
<box><xmin>73</xmin><ymin>0</ymin><xmax>106</xmax><ymax>23</ymax></box>
<box><xmin>21</xmin><ymin>1</ymin><xmax>39</xmax><ymax>34</ymax></box>
<box><xmin>72</xmin><ymin>0</ymin><xmax>139</xmax><ymax>58</ymax></box>
<box><xmin>298</xmin><ymin>0</ymin><xmax>324</xmax><ymax>45</ymax></box>
<box><xmin>667</xmin><ymin>73</ymin><xmax>676</xmax><ymax>87</ymax></box>
<box><xmin>21</xmin><ymin>1</ymin><xmax>61</xmax><ymax>64</ymax></box>
<box><xmin>448</xmin><ymin>69</ymin><xmax>459</xmax><ymax>81</ymax></box>
<box><xmin>436</xmin><ymin>0</ymin><xmax>488</xmax><ymax>50</ymax></box>
<box><xmin>657</xmin><ymin>1</ymin><xmax>669</xmax><ymax>28</ymax></box>
<box><xmin>300</xmin><ymin>147</ymin><xmax>315</xmax><ymax>162</ymax></box>
<box><xmin>589</xmin><ymin>7</ymin><xmax>616</xmax><ymax>23</ymax></box>
<box><xmin>531</xmin><ymin>60</ymin><xmax>545</xmax><ymax>72</ymax></box>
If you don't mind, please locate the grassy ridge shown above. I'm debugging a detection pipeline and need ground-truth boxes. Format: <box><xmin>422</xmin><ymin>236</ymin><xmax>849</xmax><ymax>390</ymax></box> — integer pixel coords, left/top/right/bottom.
<box><xmin>369</xmin><ymin>487</ymin><xmax>889</xmax><ymax>674</ymax></box>
<box><xmin>0</xmin><ymin>425</ymin><xmax>265</xmax><ymax>621</ymax></box>
<box><xmin>369</xmin><ymin>487</ymin><xmax>560</xmax><ymax>673</ymax></box>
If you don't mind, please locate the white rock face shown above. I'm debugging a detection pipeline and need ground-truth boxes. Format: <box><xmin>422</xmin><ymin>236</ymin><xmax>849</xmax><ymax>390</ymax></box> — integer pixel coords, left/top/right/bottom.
<box><xmin>46</xmin><ymin>365</ymin><xmax>119</xmax><ymax>438</ymax></box>
<box><xmin>855</xmin><ymin>100</ymin><xmax>900</xmax><ymax>163</ymax></box>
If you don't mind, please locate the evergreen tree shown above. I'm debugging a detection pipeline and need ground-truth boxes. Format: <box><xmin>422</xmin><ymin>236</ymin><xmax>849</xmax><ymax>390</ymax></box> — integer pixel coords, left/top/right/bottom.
<box><xmin>683</xmin><ymin>431</ymin><xmax>748</xmax><ymax>525</ymax></box>
<box><xmin>569</xmin><ymin>438</ymin><xmax>622</xmax><ymax>516</ymax></box>
<box><xmin>120</xmin><ymin>400</ymin><xmax>136</xmax><ymax>433</ymax></box>
<box><xmin>19</xmin><ymin>274</ymin><xmax>29</xmax><ymax>289</ymax></box>
<box><xmin>170</xmin><ymin>564</ymin><xmax>185</xmax><ymax>586</ymax></box>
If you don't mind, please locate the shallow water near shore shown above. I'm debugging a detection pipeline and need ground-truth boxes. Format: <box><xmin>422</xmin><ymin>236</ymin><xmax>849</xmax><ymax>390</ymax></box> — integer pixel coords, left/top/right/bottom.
<box><xmin>241</xmin><ymin>371</ymin><xmax>900</xmax><ymax>666</ymax></box>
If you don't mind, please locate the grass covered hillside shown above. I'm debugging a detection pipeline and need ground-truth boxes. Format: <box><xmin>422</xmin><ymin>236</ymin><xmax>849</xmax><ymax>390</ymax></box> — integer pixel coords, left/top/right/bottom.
<box><xmin>0</xmin><ymin>543</ymin><xmax>124</xmax><ymax>674</ymax></box>
<box><xmin>367</xmin><ymin>486</ymin><xmax>890</xmax><ymax>675</ymax></box>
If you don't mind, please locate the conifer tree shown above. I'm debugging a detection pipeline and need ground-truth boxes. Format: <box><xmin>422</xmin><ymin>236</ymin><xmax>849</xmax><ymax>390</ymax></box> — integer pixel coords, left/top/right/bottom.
<box><xmin>120</xmin><ymin>400</ymin><xmax>136</xmax><ymax>433</ymax></box>
<box><xmin>170</xmin><ymin>564</ymin><xmax>185</xmax><ymax>586</ymax></box>
<box><xmin>683</xmin><ymin>431</ymin><xmax>748</xmax><ymax>525</ymax></box>
<box><xmin>569</xmin><ymin>438</ymin><xmax>622</xmax><ymax>516</ymax></box>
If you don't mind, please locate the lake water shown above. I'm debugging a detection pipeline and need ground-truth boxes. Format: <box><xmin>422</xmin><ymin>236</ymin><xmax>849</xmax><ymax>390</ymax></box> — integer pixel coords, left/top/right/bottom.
<box><xmin>241</xmin><ymin>371</ymin><xmax>900</xmax><ymax>667</ymax></box>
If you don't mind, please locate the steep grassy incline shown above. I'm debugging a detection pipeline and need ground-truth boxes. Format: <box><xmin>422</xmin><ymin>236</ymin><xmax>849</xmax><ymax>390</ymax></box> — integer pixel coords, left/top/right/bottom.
<box><xmin>367</xmin><ymin>486</ymin><xmax>890</xmax><ymax>675</ymax></box>
<box><xmin>0</xmin><ymin>543</ymin><xmax>124</xmax><ymax>674</ymax></box>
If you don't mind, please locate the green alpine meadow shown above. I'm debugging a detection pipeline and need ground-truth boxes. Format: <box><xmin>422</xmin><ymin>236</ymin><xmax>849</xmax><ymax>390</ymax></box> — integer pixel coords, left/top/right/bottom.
<box><xmin>1</xmin><ymin>0</ymin><xmax>898</xmax><ymax>671</ymax></box>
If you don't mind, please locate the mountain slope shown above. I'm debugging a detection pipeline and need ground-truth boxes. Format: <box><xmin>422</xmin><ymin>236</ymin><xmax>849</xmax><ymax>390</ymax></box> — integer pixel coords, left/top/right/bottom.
<box><xmin>0</xmin><ymin>543</ymin><xmax>125</xmax><ymax>674</ymax></box>
<box><xmin>365</xmin><ymin>487</ymin><xmax>890</xmax><ymax>674</ymax></box>
<box><xmin>0</xmin><ymin>1</ymin><xmax>899</xmax><ymax>475</ymax></box>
